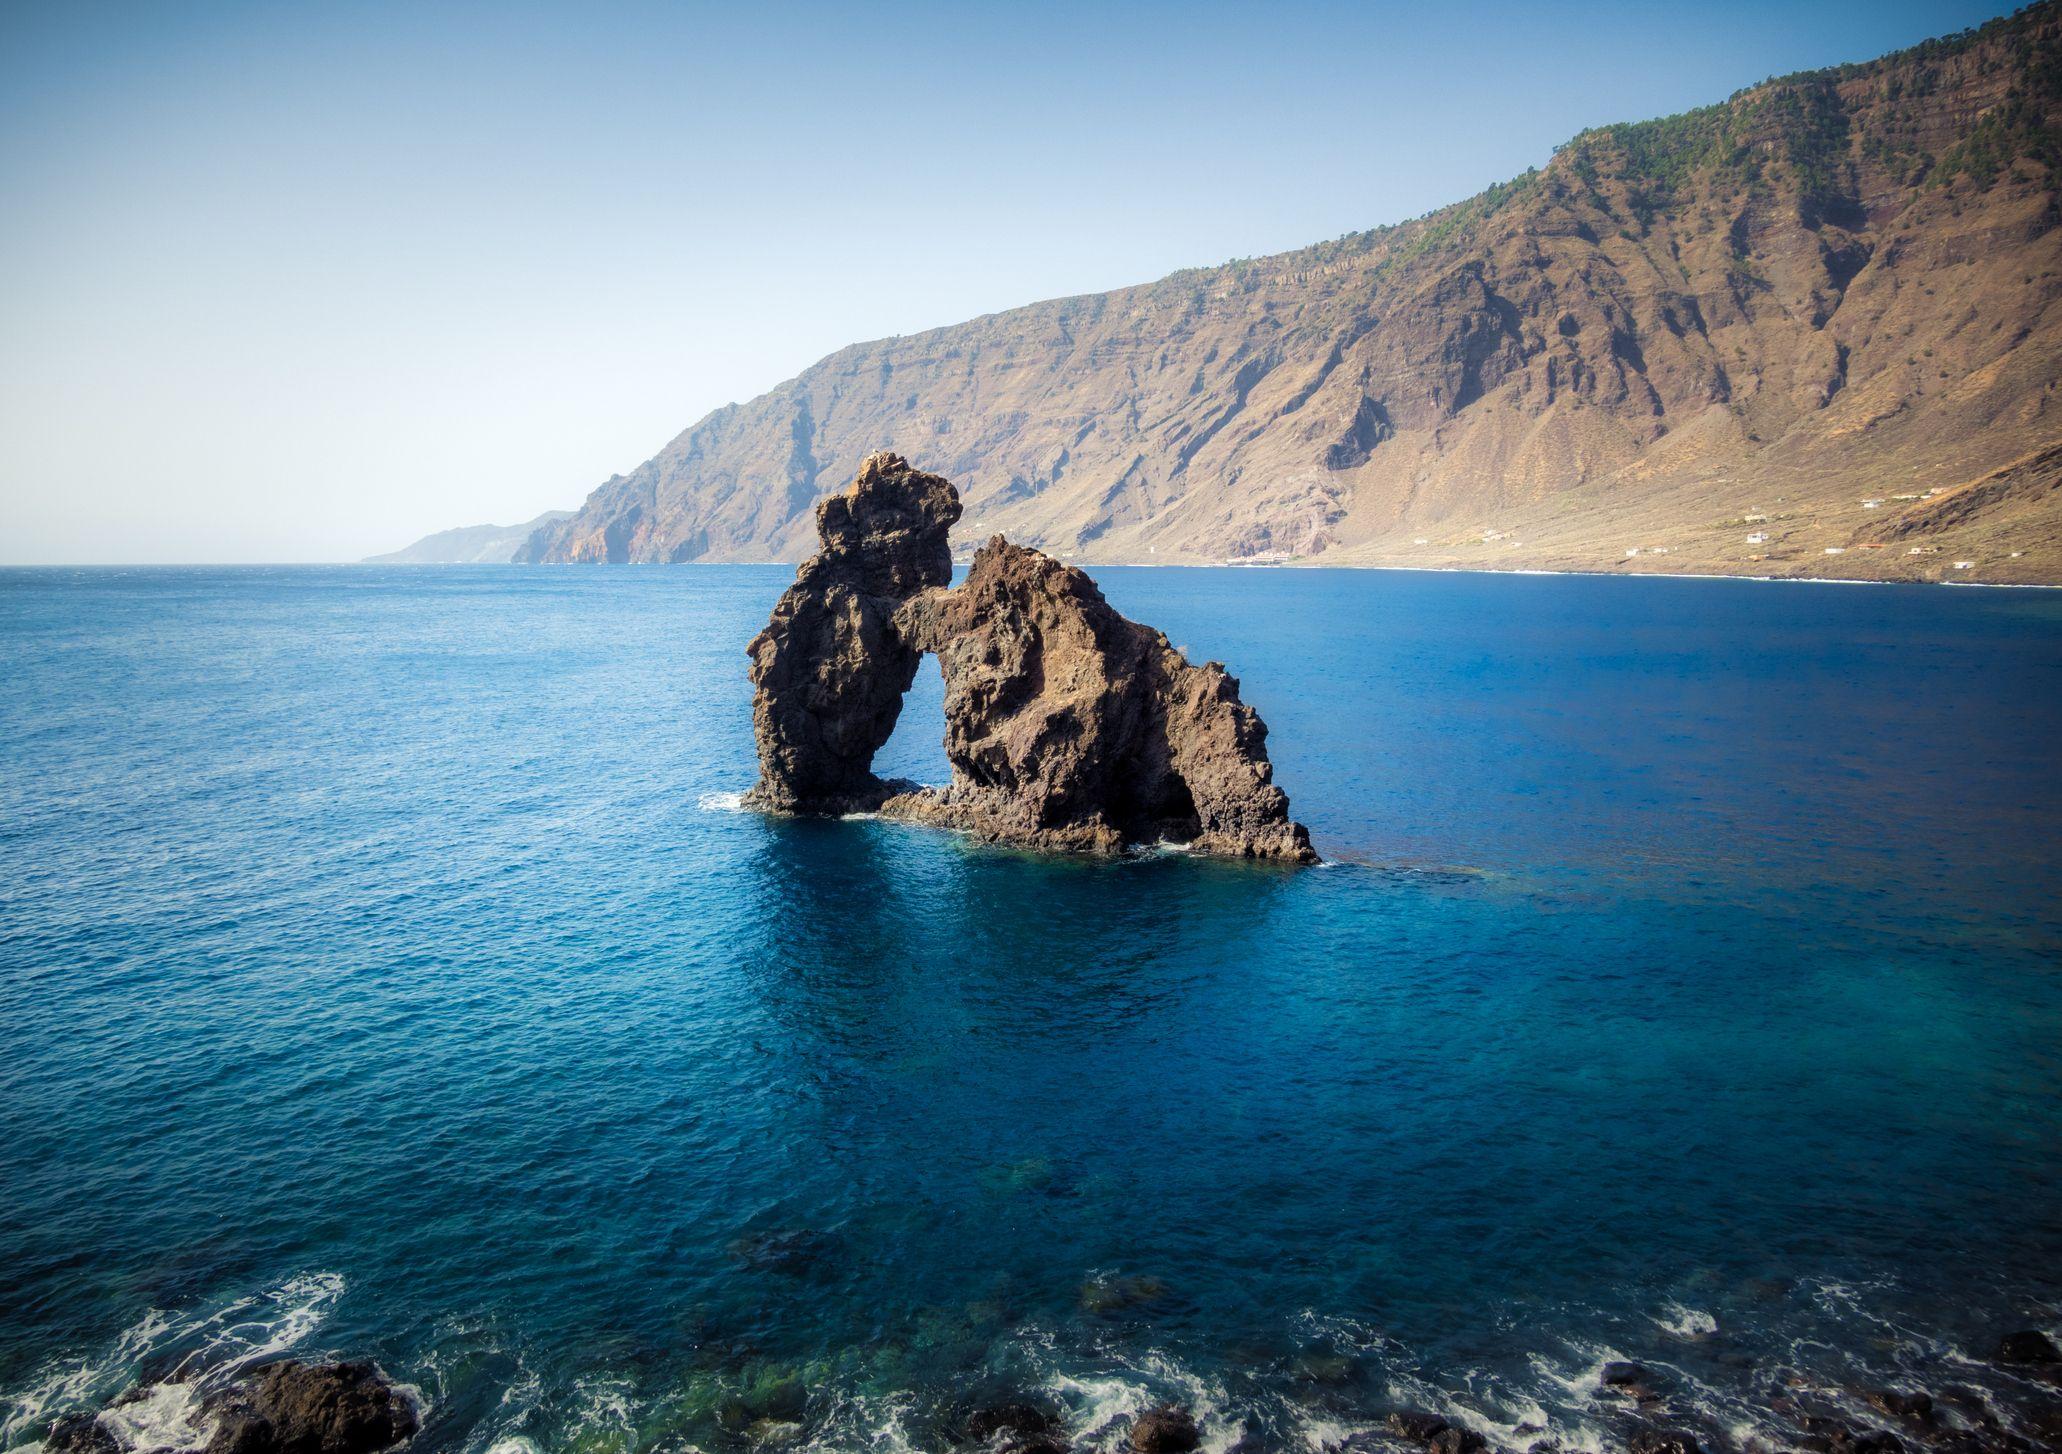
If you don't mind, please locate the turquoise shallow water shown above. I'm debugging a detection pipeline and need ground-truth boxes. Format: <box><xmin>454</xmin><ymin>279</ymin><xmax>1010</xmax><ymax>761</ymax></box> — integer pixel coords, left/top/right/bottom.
<box><xmin>1</xmin><ymin>565</ymin><xmax>2059</xmax><ymax>1454</ymax></box>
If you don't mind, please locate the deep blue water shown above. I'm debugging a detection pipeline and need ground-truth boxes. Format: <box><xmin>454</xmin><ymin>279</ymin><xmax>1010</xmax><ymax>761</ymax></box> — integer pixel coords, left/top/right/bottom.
<box><xmin>2</xmin><ymin>565</ymin><xmax>2059</xmax><ymax>1454</ymax></box>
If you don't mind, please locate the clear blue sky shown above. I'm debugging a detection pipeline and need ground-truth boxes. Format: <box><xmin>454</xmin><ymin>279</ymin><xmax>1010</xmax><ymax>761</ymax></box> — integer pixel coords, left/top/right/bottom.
<box><xmin>0</xmin><ymin>0</ymin><xmax>2018</xmax><ymax>562</ymax></box>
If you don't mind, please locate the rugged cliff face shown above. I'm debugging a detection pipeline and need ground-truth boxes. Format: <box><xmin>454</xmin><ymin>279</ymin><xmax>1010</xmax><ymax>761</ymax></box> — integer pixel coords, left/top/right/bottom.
<box><xmin>519</xmin><ymin>5</ymin><xmax>2062</xmax><ymax>584</ymax></box>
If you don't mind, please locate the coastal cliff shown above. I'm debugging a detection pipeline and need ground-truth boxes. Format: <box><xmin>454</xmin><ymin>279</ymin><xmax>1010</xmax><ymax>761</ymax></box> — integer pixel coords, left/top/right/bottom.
<box><xmin>487</xmin><ymin>6</ymin><xmax>2062</xmax><ymax>584</ymax></box>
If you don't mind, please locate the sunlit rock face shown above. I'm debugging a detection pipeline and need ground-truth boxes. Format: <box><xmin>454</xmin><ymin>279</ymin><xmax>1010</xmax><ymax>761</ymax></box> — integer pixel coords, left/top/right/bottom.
<box><xmin>743</xmin><ymin>452</ymin><xmax>960</xmax><ymax>813</ymax></box>
<box><xmin>745</xmin><ymin>454</ymin><xmax>1314</xmax><ymax>863</ymax></box>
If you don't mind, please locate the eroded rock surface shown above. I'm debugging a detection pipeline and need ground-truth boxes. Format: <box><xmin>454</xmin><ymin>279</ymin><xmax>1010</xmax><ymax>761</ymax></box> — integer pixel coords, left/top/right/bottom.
<box><xmin>742</xmin><ymin>452</ymin><xmax>960</xmax><ymax>812</ymax></box>
<box><xmin>889</xmin><ymin>538</ymin><xmax>1313</xmax><ymax>861</ymax></box>
<box><xmin>203</xmin><ymin>1361</ymin><xmax>418</xmax><ymax>1454</ymax></box>
<box><xmin>745</xmin><ymin>455</ymin><xmax>1314</xmax><ymax>862</ymax></box>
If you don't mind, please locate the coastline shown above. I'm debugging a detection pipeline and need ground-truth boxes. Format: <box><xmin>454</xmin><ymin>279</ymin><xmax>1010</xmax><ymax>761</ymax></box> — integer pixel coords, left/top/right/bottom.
<box><xmin>12</xmin><ymin>559</ymin><xmax>2058</xmax><ymax>589</ymax></box>
<box><xmin>304</xmin><ymin>556</ymin><xmax>2062</xmax><ymax>588</ymax></box>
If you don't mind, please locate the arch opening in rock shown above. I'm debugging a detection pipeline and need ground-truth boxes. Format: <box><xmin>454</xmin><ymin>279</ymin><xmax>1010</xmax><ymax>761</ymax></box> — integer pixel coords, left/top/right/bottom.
<box><xmin>874</xmin><ymin>648</ymin><xmax>951</xmax><ymax>790</ymax></box>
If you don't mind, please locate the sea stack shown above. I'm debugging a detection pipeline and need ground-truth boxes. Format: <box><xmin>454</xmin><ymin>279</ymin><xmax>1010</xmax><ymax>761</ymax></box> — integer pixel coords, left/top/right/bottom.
<box><xmin>742</xmin><ymin>451</ymin><xmax>962</xmax><ymax>813</ymax></box>
<box><xmin>745</xmin><ymin>452</ymin><xmax>1315</xmax><ymax>863</ymax></box>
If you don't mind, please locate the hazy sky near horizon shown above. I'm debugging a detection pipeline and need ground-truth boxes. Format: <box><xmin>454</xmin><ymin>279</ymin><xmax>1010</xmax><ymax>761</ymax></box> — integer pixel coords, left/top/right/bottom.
<box><xmin>0</xmin><ymin>0</ymin><xmax>2018</xmax><ymax>563</ymax></box>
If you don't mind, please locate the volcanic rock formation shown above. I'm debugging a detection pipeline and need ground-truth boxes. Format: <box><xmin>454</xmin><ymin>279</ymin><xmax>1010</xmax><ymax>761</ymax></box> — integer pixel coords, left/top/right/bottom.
<box><xmin>44</xmin><ymin>1360</ymin><xmax>419</xmax><ymax>1454</ymax></box>
<box><xmin>742</xmin><ymin>452</ymin><xmax>961</xmax><ymax>813</ymax></box>
<box><xmin>202</xmin><ymin>1361</ymin><xmax>418</xmax><ymax>1454</ymax></box>
<box><xmin>744</xmin><ymin>453</ymin><xmax>1315</xmax><ymax>863</ymax></box>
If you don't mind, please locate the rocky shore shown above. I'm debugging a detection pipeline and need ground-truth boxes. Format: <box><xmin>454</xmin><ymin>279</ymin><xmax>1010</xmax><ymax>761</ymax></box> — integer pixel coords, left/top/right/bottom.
<box><xmin>45</xmin><ymin>1360</ymin><xmax>417</xmax><ymax>1454</ymax></box>
<box><xmin>938</xmin><ymin>1327</ymin><xmax>2062</xmax><ymax>1454</ymax></box>
<box><xmin>744</xmin><ymin>452</ymin><xmax>1315</xmax><ymax>863</ymax></box>
<box><xmin>35</xmin><ymin>1325</ymin><xmax>2062</xmax><ymax>1454</ymax></box>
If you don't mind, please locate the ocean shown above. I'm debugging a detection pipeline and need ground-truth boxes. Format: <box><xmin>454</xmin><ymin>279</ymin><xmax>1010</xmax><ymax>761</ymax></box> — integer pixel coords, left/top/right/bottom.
<box><xmin>2</xmin><ymin>564</ymin><xmax>2059</xmax><ymax>1454</ymax></box>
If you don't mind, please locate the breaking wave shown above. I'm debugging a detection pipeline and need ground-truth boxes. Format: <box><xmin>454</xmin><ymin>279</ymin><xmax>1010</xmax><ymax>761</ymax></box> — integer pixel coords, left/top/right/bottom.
<box><xmin>0</xmin><ymin>1273</ymin><xmax>348</xmax><ymax>1454</ymax></box>
<box><xmin>13</xmin><ymin>1272</ymin><xmax>2056</xmax><ymax>1454</ymax></box>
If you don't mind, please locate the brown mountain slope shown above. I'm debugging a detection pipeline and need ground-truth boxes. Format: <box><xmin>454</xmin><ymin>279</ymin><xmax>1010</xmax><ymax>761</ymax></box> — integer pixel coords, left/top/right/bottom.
<box><xmin>518</xmin><ymin>4</ymin><xmax>2062</xmax><ymax>584</ymax></box>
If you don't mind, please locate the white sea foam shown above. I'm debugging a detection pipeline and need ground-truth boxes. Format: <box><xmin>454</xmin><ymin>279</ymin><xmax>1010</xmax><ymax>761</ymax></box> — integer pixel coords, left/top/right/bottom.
<box><xmin>1652</xmin><ymin>1301</ymin><xmax>1718</xmax><ymax>1339</ymax></box>
<box><xmin>562</xmin><ymin>1374</ymin><xmax>635</xmax><ymax>1446</ymax></box>
<box><xmin>1286</xmin><ymin>1410</ymin><xmax>1355</xmax><ymax>1451</ymax></box>
<box><xmin>1143</xmin><ymin>839</ymin><xmax>1197</xmax><ymax>856</ymax></box>
<box><xmin>97</xmin><ymin>1380</ymin><xmax>210</xmax><ymax>1452</ymax></box>
<box><xmin>0</xmin><ymin>1308</ymin><xmax>173</xmax><ymax>1451</ymax></box>
<box><xmin>697</xmin><ymin>790</ymin><xmax>747</xmax><ymax>812</ymax></box>
<box><xmin>793</xmin><ymin>1389</ymin><xmax>921</xmax><ymax>1454</ymax></box>
<box><xmin>482</xmin><ymin>1438</ymin><xmax>544</xmax><ymax>1454</ymax></box>
<box><xmin>0</xmin><ymin>1272</ymin><xmax>345</xmax><ymax>1454</ymax></box>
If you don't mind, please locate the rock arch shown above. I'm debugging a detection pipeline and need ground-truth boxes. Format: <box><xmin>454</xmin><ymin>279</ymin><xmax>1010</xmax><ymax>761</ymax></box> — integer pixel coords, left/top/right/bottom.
<box><xmin>744</xmin><ymin>453</ymin><xmax>1315</xmax><ymax>863</ymax></box>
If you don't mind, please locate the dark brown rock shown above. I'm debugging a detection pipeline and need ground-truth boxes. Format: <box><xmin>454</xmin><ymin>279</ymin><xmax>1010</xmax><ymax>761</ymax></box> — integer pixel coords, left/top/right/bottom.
<box><xmin>960</xmin><ymin>1403</ymin><xmax>1060</xmax><ymax>1444</ymax></box>
<box><xmin>1426</xmin><ymin>1427</ymin><xmax>1487</xmax><ymax>1454</ymax></box>
<box><xmin>44</xmin><ymin>1413</ymin><xmax>120</xmax><ymax>1454</ymax></box>
<box><xmin>1602</xmin><ymin>1362</ymin><xmax>1662</xmax><ymax>1401</ymax></box>
<box><xmin>1386</xmin><ymin>1411</ymin><xmax>1453</xmax><ymax>1443</ymax></box>
<box><xmin>1864</xmin><ymin>1390</ymin><xmax>1936</xmax><ymax>1428</ymax></box>
<box><xmin>1790</xmin><ymin>1412</ymin><xmax>1906</xmax><ymax>1454</ymax></box>
<box><xmin>888</xmin><ymin>538</ymin><xmax>1314</xmax><ymax>861</ymax></box>
<box><xmin>745</xmin><ymin>459</ymin><xmax>1315</xmax><ymax>862</ymax></box>
<box><xmin>1129</xmin><ymin>1407</ymin><xmax>1200</xmax><ymax>1454</ymax></box>
<box><xmin>1997</xmin><ymin>1331</ymin><xmax>2062</xmax><ymax>1367</ymax></box>
<box><xmin>203</xmin><ymin>1360</ymin><xmax>418</xmax><ymax>1454</ymax></box>
<box><xmin>1381</xmin><ymin>1412</ymin><xmax>1486</xmax><ymax>1454</ymax></box>
<box><xmin>743</xmin><ymin>452</ymin><xmax>961</xmax><ymax>812</ymax></box>
<box><xmin>1626</xmin><ymin>1425</ymin><xmax>1701</xmax><ymax>1454</ymax></box>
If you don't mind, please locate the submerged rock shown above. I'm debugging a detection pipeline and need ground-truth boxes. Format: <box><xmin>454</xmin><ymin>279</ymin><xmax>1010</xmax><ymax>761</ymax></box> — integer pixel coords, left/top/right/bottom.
<box><xmin>1601</xmin><ymin>1362</ymin><xmax>1664</xmax><ymax>1402</ymax></box>
<box><xmin>1078</xmin><ymin>1272</ymin><xmax>1169</xmax><ymax>1316</ymax></box>
<box><xmin>959</xmin><ymin>1403</ymin><xmax>1059</xmax><ymax>1442</ymax></box>
<box><xmin>1788</xmin><ymin>1416</ymin><xmax>1903</xmax><ymax>1454</ymax></box>
<box><xmin>202</xmin><ymin>1361</ymin><xmax>418</xmax><ymax>1454</ymax></box>
<box><xmin>44</xmin><ymin>1412</ymin><xmax>121</xmax><ymax>1454</ymax></box>
<box><xmin>744</xmin><ymin>453</ymin><xmax>1314</xmax><ymax>862</ymax></box>
<box><xmin>1381</xmin><ymin>1411</ymin><xmax>1484</xmax><ymax>1454</ymax></box>
<box><xmin>1863</xmin><ymin>1389</ymin><xmax>1937</xmax><ymax>1429</ymax></box>
<box><xmin>1129</xmin><ymin>1407</ymin><xmax>1200</xmax><ymax>1453</ymax></box>
<box><xmin>1626</xmin><ymin>1425</ymin><xmax>1702</xmax><ymax>1454</ymax></box>
<box><xmin>1385</xmin><ymin>1411</ymin><xmax>1452</xmax><ymax>1443</ymax></box>
<box><xmin>729</xmin><ymin>1227</ymin><xmax>840</xmax><ymax>1279</ymax></box>
<box><xmin>958</xmin><ymin>1403</ymin><xmax>1067</xmax><ymax>1453</ymax></box>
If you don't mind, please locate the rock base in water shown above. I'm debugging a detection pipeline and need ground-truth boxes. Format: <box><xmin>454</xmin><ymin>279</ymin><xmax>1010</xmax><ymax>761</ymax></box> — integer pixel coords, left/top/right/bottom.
<box><xmin>45</xmin><ymin>1360</ymin><xmax>417</xmax><ymax>1454</ymax></box>
<box><xmin>744</xmin><ymin>453</ymin><xmax>1314</xmax><ymax>863</ymax></box>
<box><xmin>202</xmin><ymin>1360</ymin><xmax>417</xmax><ymax>1454</ymax></box>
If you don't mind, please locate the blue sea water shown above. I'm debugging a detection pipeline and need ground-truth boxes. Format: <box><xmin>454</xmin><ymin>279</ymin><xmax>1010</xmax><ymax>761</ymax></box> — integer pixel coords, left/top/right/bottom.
<box><xmin>1</xmin><ymin>565</ymin><xmax>2059</xmax><ymax>1454</ymax></box>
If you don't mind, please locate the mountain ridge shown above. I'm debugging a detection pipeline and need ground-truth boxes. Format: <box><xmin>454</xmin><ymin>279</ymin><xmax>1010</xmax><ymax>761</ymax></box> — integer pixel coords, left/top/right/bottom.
<box><xmin>397</xmin><ymin>4</ymin><xmax>2062</xmax><ymax>583</ymax></box>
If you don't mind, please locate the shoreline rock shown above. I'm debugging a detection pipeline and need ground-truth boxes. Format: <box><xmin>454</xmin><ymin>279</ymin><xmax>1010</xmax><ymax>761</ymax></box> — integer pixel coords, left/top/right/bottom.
<box><xmin>202</xmin><ymin>1361</ymin><xmax>417</xmax><ymax>1454</ymax></box>
<box><xmin>1129</xmin><ymin>1407</ymin><xmax>1200</xmax><ymax>1453</ymax></box>
<box><xmin>1997</xmin><ymin>1330</ymin><xmax>2062</xmax><ymax>1367</ymax></box>
<box><xmin>45</xmin><ymin>1361</ymin><xmax>417</xmax><ymax>1454</ymax></box>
